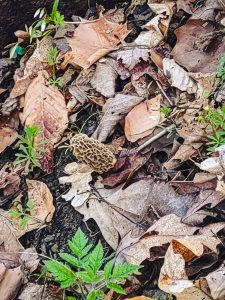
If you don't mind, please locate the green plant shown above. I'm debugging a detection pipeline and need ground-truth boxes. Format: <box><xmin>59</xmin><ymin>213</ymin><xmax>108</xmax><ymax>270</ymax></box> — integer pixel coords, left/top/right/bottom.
<box><xmin>44</xmin><ymin>228</ymin><xmax>140</xmax><ymax>300</ymax></box>
<box><xmin>160</xmin><ymin>105</ymin><xmax>172</xmax><ymax>117</ymax></box>
<box><xmin>217</xmin><ymin>54</ymin><xmax>225</xmax><ymax>83</ymax></box>
<box><xmin>8</xmin><ymin>200</ymin><xmax>35</xmax><ymax>230</ymax></box>
<box><xmin>9</xmin><ymin>43</ymin><xmax>26</xmax><ymax>59</ymax></box>
<box><xmin>198</xmin><ymin>106</ymin><xmax>225</xmax><ymax>153</ymax></box>
<box><xmin>14</xmin><ymin>125</ymin><xmax>46</xmax><ymax>173</ymax></box>
<box><xmin>26</xmin><ymin>0</ymin><xmax>64</xmax><ymax>43</ymax></box>
<box><xmin>46</xmin><ymin>47</ymin><xmax>63</xmax><ymax>87</ymax></box>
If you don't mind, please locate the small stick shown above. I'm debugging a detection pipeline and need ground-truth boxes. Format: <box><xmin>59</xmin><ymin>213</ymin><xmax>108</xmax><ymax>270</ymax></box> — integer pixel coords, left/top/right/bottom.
<box><xmin>156</xmin><ymin>81</ymin><xmax>173</xmax><ymax>106</ymax></box>
<box><xmin>137</xmin><ymin>124</ymin><xmax>176</xmax><ymax>152</ymax></box>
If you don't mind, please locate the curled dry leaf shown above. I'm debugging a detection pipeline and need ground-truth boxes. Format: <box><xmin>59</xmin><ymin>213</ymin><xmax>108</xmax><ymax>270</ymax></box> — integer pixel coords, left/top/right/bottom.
<box><xmin>21</xmin><ymin>71</ymin><xmax>68</xmax><ymax>173</ymax></box>
<box><xmin>163</xmin><ymin>58</ymin><xmax>197</xmax><ymax>94</ymax></box>
<box><xmin>59</xmin><ymin>162</ymin><xmax>93</xmax><ymax>207</ymax></box>
<box><xmin>65</xmin><ymin>15</ymin><xmax>130</xmax><ymax>69</ymax></box>
<box><xmin>11</xmin><ymin>36</ymin><xmax>53</xmax><ymax>98</ymax></box>
<box><xmin>93</xmin><ymin>93</ymin><xmax>143</xmax><ymax>142</ymax></box>
<box><xmin>91</xmin><ymin>58</ymin><xmax>117</xmax><ymax>98</ymax></box>
<box><xmin>158</xmin><ymin>229</ymin><xmax>224</xmax><ymax>299</ymax></box>
<box><xmin>171</xmin><ymin>19</ymin><xmax>225</xmax><ymax>73</ymax></box>
<box><xmin>125</xmin><ymin>95</ymin><xmax>161</xmax><ymax>142</ymax></box>
<box><xmin>0</xmin><ymin>110</ymin><xmax>19</xmax><ymax>154</ymax></box>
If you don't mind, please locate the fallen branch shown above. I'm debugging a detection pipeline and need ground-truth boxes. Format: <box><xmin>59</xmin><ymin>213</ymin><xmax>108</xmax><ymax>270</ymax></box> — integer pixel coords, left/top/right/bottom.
<box><xmin>137</xmin><ymin>124</ymin><xmax>176</xmax><ymax>152</ymax></box>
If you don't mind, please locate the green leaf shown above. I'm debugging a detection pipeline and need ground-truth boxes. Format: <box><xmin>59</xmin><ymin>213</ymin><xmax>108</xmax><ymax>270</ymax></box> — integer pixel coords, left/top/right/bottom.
<box><xmin>44</xmin><ymin>260</ymin><xmax>75</xmax><ymax>288</ymax></box>
<box><xmin>67</xmin><ymin>297</ymin><xmax>76</xmax><ymax>300</ymax></box>
<box><xmin>68</xmin><ymin>228</ymin><xmax>92</xmax><ymax>259</ymax></box>
<box><xmin>104</xmin><ymin>259</ymin><xmax>114</xmax><ymax>280</ymax></box>
<box><xmin>111</xmin><ymin>264</ymin><xmax>140</xmax><ymax>281</ymax></box>
<box><xmin>27</xmin><ymin>200</ymin><xmax>35</xmax><ymax>210</ymax></box>
<box><xmin>8</xmin><ymin>209</ymin><xmax>21</xmax><ymax>219</ymax></box>
<box><xmin>87</xmin><ymin>290</ymin><xmax>104</xmax><ymax>300</ymax></box>
<box><xmin>106</xmin><ymin>282</ymin><xmax>126</xmax><ymax>295</ymax></box>
<box><xmin>9</xmin><ymin>43</ymin><xmax>19</xmax><ymax>59</ymax></box>
<box><xmin>19</xmin><ymin>215</ymin><xmax>30</xmax><ymax>230</ymax></box>
<box><xmin>77</xmin><ymin>271</ymin><xmax>102</xmax><ymax>284</ymax></box>
<box><xmin>59</xmin><ymin>253</ymin><xmax>79</xmax><ymax>268</ymax></box>
<box><xmin>17</xmin><ymin>204</ymin><xmax>23</xmax><ymax>213</ymax></box>
<box><xmin>51</xmin><ymin>0</ymin><xmax>59</xmax><ymax>18</ymax></box>
<box><xmin>84</xmin><ymin>241</ymin><xmax>103</xmax><ymax>274</ymax></box>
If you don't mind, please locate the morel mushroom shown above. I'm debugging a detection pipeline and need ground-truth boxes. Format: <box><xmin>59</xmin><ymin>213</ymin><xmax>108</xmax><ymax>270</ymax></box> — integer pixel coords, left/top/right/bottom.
<box><xmin>70</xmin><ymin>134</ymin><xmax>116</xmax><ymax>173</ymax></box>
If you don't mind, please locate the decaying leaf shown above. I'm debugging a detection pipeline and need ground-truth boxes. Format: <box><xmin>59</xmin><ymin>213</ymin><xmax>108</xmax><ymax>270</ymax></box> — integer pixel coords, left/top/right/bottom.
<box><xmin>91</xmin><ymin>58</ymin><xmax>117</xmax><ymax>98</ymax></box>
<box><xmin>117</xmin><ymin>48</ymin><xmax>150</xmax><ymax>71</ymax></box>
<box><xmin>0</xmin><ymin>110</ymin><xmax>19</xmax><ymax>154</ymax></box>
<box><xmin>93</xmin><ymin>93</ymin><xmax>143</xmax><ymax>142</ymax></box>
<box><xmin>18</xmin><ymin>283</ymin><xmax>55</xmax><ymax>300</ymax></box>
<box><xmin>171</xmin><ymin>19</ymin><xmax>225</xmax><ymax>73</ymax></box>
<box><xmin>21</xmin><ymin>71</ymin><xmax>68</xmax><ymax>172</ymax></box>
<box><xmin>65</xmin><ymin>15</ymin><xmax>130</xmax><ymax>69</ymax></box>
<box><xmin>205</xmin><ymin>263</ymin><xmax>225</xmax><ymax>300</ymax></box>
<box><xmin>0</xmin><ymin>163</ymin><xmax>22</xmax><ymax>198</ymax></box>
<box><xmin>163</xmin><ymin>58</ymin><xmax>197</xmax><ymax>94</ymax></box>
<box><xmin>158</xmin><ymin>228</ymin><xmax>224</xmax><ymax>299</ymax></box>
<box><xmin>125</xmin><ymin>297</ymin><xmax>154</xmax><ymax>300</ymax></box>
<box><xmin>9</xmin><ymin>179</ymin><xmax>55</xmax><ymax>236</ymax></box>
<box><xmin>59</xmin><ymin>162</ymin><xmax>93</xmax><ymax>207</ymax></box>
<box><xmin>11</xmin><ymin>36</ymin><xmax>53</xmax><ymax>98</ymax></box>
<box><xmin>125</xmin><ymin>95</ymin><xmax>161</xmax><ymax>142</ymax></box>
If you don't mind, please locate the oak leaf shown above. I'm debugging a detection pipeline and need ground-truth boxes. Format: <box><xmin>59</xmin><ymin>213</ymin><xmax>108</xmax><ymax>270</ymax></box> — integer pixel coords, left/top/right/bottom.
<box><xmin>21</xmin><ymin>71</ymin><xmax>68</xmax><ymax>173</ymax></box>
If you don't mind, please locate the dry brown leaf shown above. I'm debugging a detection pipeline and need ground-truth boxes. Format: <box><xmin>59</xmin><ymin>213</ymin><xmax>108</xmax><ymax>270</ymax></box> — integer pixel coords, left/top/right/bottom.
<box><xmin>11</xmin><ymin>36</ymin><xmax>52</xmax><ymax>98</ymax></box>
<box><xmin>164</xmin><ymin>144</ymin><xmax>201</xmax><ymax>170</ymax></box>
<box><xmin>117</xmin><ymin>48</ymin><xmax>150</xmax><ymax>71</ymax></box>
<box><xmin>104</xmin><ymin>7</ymin><xmax>126</xmax><ymax>23</ymax></box>
<box><xmin>176</xmin><ymin>0</ymin><xmax>194</xmax><ymax>14</ymax></box>
<box><xmin>18</xmin><ymin>283</ymin><xmax>55</xmax><ymax>300</ymax></box>
<box><xmin>93</xmin><ymin>93</ymin><xmax>143</xmax><ymax>142</ymax></box>
<box><xmin>21</xmin><ymin>71</ymin><xmax>68</xmax><ymax>172</ymax></box>
<box><xmin>158</xmin><ymin>231</ymin><xmax>223</xmax><ymax>299</ymax></box>
<box><xmin>125</xmin><ymin>95</ymin><xmax>161</xmax><ymax>142</ymax></box>
<box><xmin>163</xmin><ymin>58</ymin><xmax>197</xmax><ymax>94</ymax></box>
<box><xmin>1</xmin><ymin>97</ymin><xmax>18</xmax><ymax>116</ymax></box>
<box><xmin>8</xmin><ymin>179</ymin><xmax>55</xmax><ymax>236</ymax></box>
<box><xmin>59</xmin><ymin>162</ymin><xmax>93</xmax><ymax>207</ymax></box>
<box><xmin>171</xmin><ymin>19</ymin><xmax>225</xmax><ymax>73</ymax></box>
<box><xmin>0</xmin><ymin>110</ymin><xmax>19</xmax><ymax>154</ymax></box>
<box><xmin>0</xmin><ymin>163</ymin><xmax>22</xmax><ymax>198</ymax></box>
<box><xmin>182</xmin><ymin>190</ymin><xmax>225</xmax><ymax>226</ymax></box>
<box><xmin>125</xmin><ymin>297</ymin><xmax>154</xmax><ymax>300</ymax></box>
<box><xmin>117</xmin><ymin>214</ymin><xmax>198</xmax><ymax>265</ymax></box>
<box><xmin>91</xmin><ymin>58</ymin><xmax>117</xmax><ymax>98</ymax></box>
<box><xmin>205</xmin><ymin>263</ymin><xmax>225</xmax><ymax>300</ymax></box>
<box><xmin>65</xmin><ymin>16</ymin><xmax>130</xmax><ymax>69</ymax></box>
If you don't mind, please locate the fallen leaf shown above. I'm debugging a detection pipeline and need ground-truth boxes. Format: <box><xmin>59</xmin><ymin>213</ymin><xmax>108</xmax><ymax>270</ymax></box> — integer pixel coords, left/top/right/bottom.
<box><xmin>11</xmin><ymin>36</ymin><xmax>53</xmax><ymax>98</ymax></box>
<box><xmin>125</xmin><ymin>297</ymin><xmax>154</xmax><ymax>300</ymax></box>
<box><xmin>117</xmin><ymin>48</ymin><xmax>150</xmax><ymax>71</ymax></box>
<box><xmin>21</xmin><ymin>71</ymin><xmax>68</xmax><ymax>173</ymax></box>
<box><xmin>1</xmin><ymin>97</ymin><xmax>18</xmax><ymax>116</ymax></box>
<box><xmin>93</xmin><ymin>93</ymin><xmax>143</xmax><ymax>142</ymax></box>
<box><xmin>9</xmin><ymin>179</ymin><xmax>55</xmax><ymax>236</ymax></box>
<box><xmin>176</xmin><ymin>0</ymin><xmax>194</xmax><ymax>14</ymax></box>
<box><xmin>125</xmin><ymin>95</ymin><xmax>161</xmax><ymax>142</ymax></box>
<box><xmin>91</xmin><ymin>58</ymin><xmax>117</xmax><ymax>98</ymax></box>
<box><xmin>191</xmin><ymin>0</ymin><xmax>225</xmax><ymax>21</ymax></box>
<box><xmin>182</xmin><ymin>190</ymin><xmax>225</xmax><ymax>226</ymax></box>
<box><xmin>171</xmin><ymin>19</ymin><xmax>225</xmax><ymax>73</ymax></box>
<box><xmin>158</xmin><ymin>228</ymin><xmax>223</xmax><ymax>299</ymax></box>
<box><xmin>0</xmin><ymin>110</ymin><xmax>19</xmax><ymax>154</ymax></box>
<box><xmin>59</xmin><ymin>162</ymin><xmax>93</xmax><ymax>207</ymax></box>
<box><xmin>163</xmin><ymin>58</ymin><xmax>197</xmax><ymax>94</ymax></box>
<box><xmin>18</xmin><ymin>283</ymin><xmax>55</xmax><ymax>300</ymax></box>
<box><xmin>65</xmin><ymin>15</ymin><xmax>130</xmax><ymax>69</ymax></box>
<box><xmin>0</xmin><ymin>163</ymin><xmax>22</xmax><ymax>198</ymax></box>
<box><xmin>205</xmin><ymin>263</ymin><xmax>225</xmax><ymax>300</ymax></box>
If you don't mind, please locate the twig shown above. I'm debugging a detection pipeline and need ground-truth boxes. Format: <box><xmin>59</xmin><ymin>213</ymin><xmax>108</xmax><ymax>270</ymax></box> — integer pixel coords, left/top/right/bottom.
<box><xmin>156</xmin><ymin>81</ymin><xmax>173</xmax><ymax>106</ymax></box>
<box><xmin>137</xmin><ymin>124</ymin><xmax>176</xmax><ymax>152</ymax></box>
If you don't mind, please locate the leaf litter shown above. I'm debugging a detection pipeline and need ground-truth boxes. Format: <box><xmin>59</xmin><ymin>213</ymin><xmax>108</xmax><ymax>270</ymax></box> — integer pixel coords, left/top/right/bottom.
<box><xmin>1</xmin><ymin>0</ymin><xmax>225</xmax><ymax>299</ymax></box>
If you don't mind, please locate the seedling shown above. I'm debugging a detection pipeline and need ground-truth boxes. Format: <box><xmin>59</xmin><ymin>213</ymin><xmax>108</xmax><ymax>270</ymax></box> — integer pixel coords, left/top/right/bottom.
<box><xmin>46</xmin><ymin>47</ymin><xmax>63</xmax><ymax>88</ymax></box>
<box><xmin>8</xmin><ymin>200</ymin><xmax>35</xmax><ymax>230</ymax></box>
<box><xmin>44</xmin><ymin>228</ymin><xmax>140</xmax><ymax>300</ymax></box>
<box><xmin>198</xmin><ymin>106</ymin><xmax>225</xmax><ymax>153</ymax></box>
<box><xmin>14</xmin><ymin>125</ymin><xmax>46</xmax><ymax>173</ymax></box>
<box><xmin>160</xmin><ymin>105</ymin><xmax>172</xmax><ymax>118</ymax></box>
<box><xmin>26</xmin><ymin>0</ymin><xmax>65</xmax><ymax>43</ymax></box>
